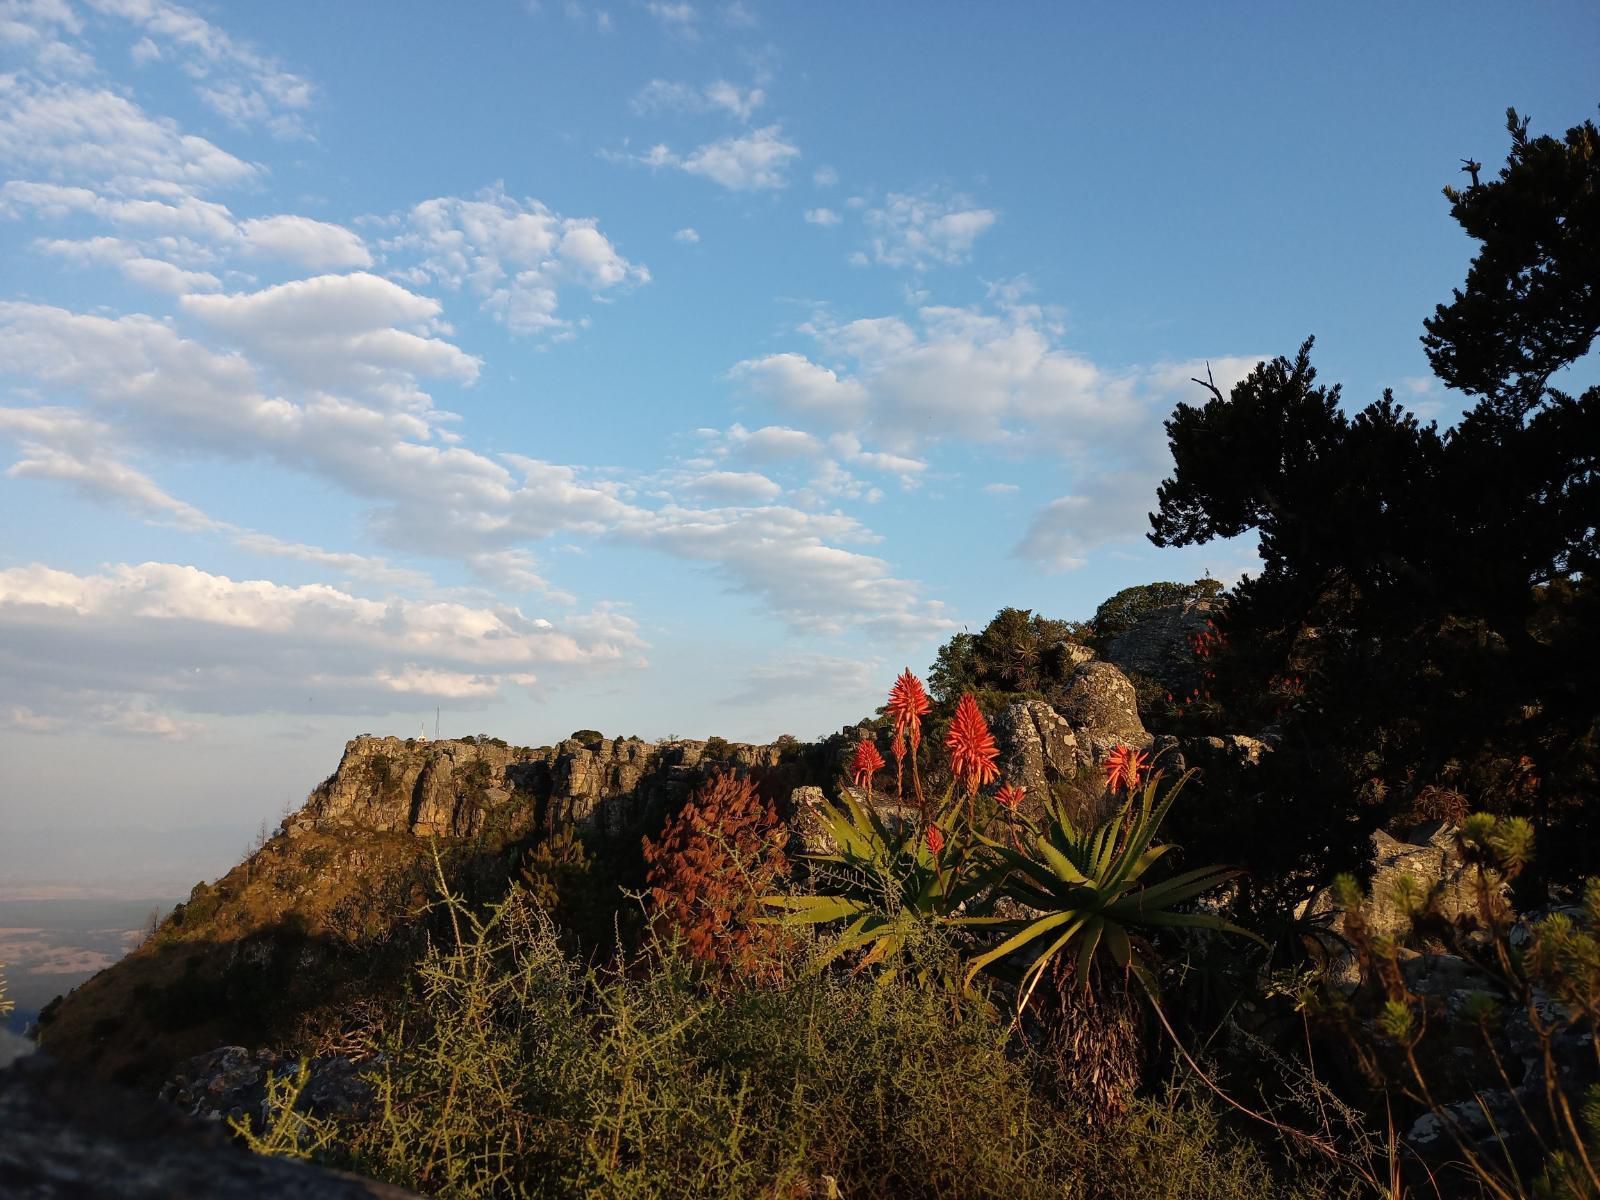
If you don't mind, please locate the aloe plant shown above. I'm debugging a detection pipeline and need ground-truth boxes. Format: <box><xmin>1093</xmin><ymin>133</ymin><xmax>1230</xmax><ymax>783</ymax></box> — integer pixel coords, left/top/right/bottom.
<box><xmin>761</xmin><ymin>788</ymin><xmax>986</xmax><ymax>981</ymax></box>
<box><xmin>955</xmin><ymin>769</ymin><xmax>1257</xmax><ymax>1012</ymax></box>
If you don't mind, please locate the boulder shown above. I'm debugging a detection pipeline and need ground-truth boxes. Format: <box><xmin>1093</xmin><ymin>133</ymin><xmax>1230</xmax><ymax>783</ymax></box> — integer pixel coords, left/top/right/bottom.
<box><xmin>1099</xmin><ymin>598</ymin><xmax>1218</xmax><ymax>698</ymax></box>
<box><xmin>787</xmin><ymin>786</ymin><xmax>835</xmax><ymax>857</ymax></box>
<box><xmin>994</xmin><ymin>699</ymin><xmax>1087</xmax><ymax>809</ymax></box>
<box><xmin>0</xmin><ymin>1054</ymin><xmax>420</xmax><ymax>1198</ymax></box>
<box><xmin>161</xmin><ymin>1045</ymin><xmax>375</xmax><ymax>1126</ymax></box>
<box><xmin>1303</xmin><ymin>823</ymin><xmax>1494</xmax><ymax>947</ymax></box>
<box><xmin>1182</xmin><ymin>733</ymin><xmax>1273</xmax><ymax>771</ymax></box>
<box><xmin>1054</xmin><ymin>661</ymin><xmax>1152</xmax><ymax>756</ymax></box>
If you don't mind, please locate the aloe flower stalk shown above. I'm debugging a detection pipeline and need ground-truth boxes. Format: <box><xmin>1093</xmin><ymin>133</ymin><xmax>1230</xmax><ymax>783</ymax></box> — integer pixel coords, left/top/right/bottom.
<box><xmin>946</xmin><ymin>693</ymin><xmax>999</xmax><ymax>797</ymax></box>
<box><xmin>886</xmin><ymin>668</ymin><xmax>931</xmax><ymax>812</ymax></box>
<box><xmin>995</xmin><ymin>782</ymin><xmax>1026</xmax><ymax>810</ymax></box>
<box><xmin>850</xmin><ymin>738</ymin><xmax>886</xmax><ymax>795</ymax></box>
<box><xmin>1103</xmin><ymin>744</ymin><xmax>1150</xmax><ymax>795</ymax></box>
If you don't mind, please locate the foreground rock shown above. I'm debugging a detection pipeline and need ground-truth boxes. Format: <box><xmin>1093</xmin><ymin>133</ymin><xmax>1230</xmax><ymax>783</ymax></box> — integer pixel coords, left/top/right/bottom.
<box><xmin>0</xmin><ymin>1054</ymin><xmax>420</xmax><ymax>1199</ymax></box>
<box><xmin>1305</xmin><ymin>822</ymin><xmax>1497</xmax><ymax>946</ymax></box>
<box><xmin>162</xmin><ymin>1045</ymin><xmax>372</xmax><ymax>1125</ymax></box>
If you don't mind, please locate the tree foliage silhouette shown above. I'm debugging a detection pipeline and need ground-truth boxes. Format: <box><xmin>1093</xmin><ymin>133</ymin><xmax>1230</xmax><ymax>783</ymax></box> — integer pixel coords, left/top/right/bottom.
<box><xmin>1148</xmin><ymin>107</ymin><xmax>1599</xmax><ymax>911</ymax></box>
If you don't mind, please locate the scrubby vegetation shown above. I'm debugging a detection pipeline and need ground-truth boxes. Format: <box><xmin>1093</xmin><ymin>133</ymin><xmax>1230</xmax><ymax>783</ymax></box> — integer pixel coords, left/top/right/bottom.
<box><xmin>1310</xmin><ymin>818</ymin><xmax>1600</xmax><ymax>1199</ymax></box>
<box><xmin>238</xmin><ymin>866</ymin><xmax>1343</xmax><ymax>1200</ymax></box>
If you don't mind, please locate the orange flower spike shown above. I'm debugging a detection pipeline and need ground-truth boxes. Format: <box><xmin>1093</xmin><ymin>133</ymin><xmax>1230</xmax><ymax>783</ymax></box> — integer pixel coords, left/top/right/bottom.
<box><xmin>850</xmin><ymin>739</ymin><xmax>886</xmax><ymax>790</ymax></box>
<box><xmin>995</xmin><ymin>782</ymin><xmax>1026</xmax><ymax>811</ymax></box>
<box><xmin>946</xmin><ymin>692</ymin><xmax>1000</xmax><ymax>795</ymax></box>
<box><xmin>1102</xmin><ymin>744</ymin><xmax>1150</xmax><ymax>795</ymax></box>
<box><xmin>887</xmin><ymin>668</ymin><xmax>931</xmax><ymax>747</ymax></box>
<box><xmin>925</xmin><ymin>823</ymin><xmax>945</xmax><ymax>857</ymax></box>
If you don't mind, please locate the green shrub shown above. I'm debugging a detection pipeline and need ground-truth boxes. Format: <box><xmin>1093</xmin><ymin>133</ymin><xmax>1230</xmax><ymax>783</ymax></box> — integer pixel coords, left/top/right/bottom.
<box><xmin>242</xmin><ymin>876</ymin><xmax>1348</xmax><ymax>1199</ymax></box>
<box><xmin>517</xmin><ymin>825</ymin><xmax>626</xmax><ymax>955</ymax></box>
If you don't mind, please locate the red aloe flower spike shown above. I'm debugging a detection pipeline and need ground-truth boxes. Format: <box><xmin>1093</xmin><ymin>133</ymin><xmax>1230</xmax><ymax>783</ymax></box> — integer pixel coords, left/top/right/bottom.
<box><xmin>946</xmin><ymin>692</ymin><xmax>999</xmax><ymax>796</ymax></box>
<box><xmin>887</xmin><ymin>668</ymin><xmax>931</xmax><ymax>813</ymax></box>
<box><xmin>995</xmin><ymin>782</ymin><xmax>1026</xmax><ymax>811</ymax></box>
<box><xmin>1102</xmin><ymin>744</ymin><xmax>1150</xmax><ymax>795</ymax></box>
<box><xmin>924</xmin><ymin>823</ymin><xmax>945</xmax><ymax>857</ymax></box>
<box><xmin>850</xmin><ymin>739</ymin><xmax>886</xmax><ymax>792</ymax></box>
<box><xmin>887</xmin><ymin>669</ymin><xmax>931</xmax><ymax>745</ymax></box>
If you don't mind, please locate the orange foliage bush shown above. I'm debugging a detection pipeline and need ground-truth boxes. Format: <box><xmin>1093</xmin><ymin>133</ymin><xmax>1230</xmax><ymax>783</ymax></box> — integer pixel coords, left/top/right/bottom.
<box><xmin>642</xmin><ymin>770</ymin><xmax>791</xmax><ymax>978</ymax></box>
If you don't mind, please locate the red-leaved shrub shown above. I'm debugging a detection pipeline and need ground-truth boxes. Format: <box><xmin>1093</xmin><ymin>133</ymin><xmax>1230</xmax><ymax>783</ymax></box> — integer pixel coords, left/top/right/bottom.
<box><xmin>642</xmin><ymin>770</ymin><xmax>791</xmax><ymax>978</ymax></box>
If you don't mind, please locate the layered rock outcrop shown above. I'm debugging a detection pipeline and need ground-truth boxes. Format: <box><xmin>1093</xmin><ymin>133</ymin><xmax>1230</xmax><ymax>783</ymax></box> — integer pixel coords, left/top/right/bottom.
<box><xmin>295</xmin><ymin>733</ymin><xmax>793</xmax><ymax>842</ymax></box>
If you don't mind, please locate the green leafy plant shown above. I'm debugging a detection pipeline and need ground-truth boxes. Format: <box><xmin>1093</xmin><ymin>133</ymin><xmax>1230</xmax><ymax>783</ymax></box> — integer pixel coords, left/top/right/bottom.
<box><xmin>957</xmin><ymin>768</ymin><xmax>1257</xmax><ymax>1012</ymax></box>
<box><xmin>229</xmin><ymin>1059</ymin><xmax>339</xmax><ymax>1161</ymax></box>
<box><xmin>761</xmin><ymin>786</ymin><xmax>986</xmax><ymax>982</ymax></box>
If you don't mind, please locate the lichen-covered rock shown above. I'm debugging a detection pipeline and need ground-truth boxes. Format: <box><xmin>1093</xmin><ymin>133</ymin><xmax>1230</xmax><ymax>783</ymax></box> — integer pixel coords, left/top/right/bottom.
<box><xmin>994</xmin><ymin>700</ymin><xmax>1086</xmax><ymax>810</ymax></box>
<box><xmin>787</xmin><ymin>786</ymin><xmax>835</xmax><ymax>857</ymax></box>
<box><xmin>1181</xmin><ymin>733</ymin><xmax>1274</xmax><ymax>772</ymax></box>
<box><xmin>1305</xmin><ymin>822</ymin><xmax>1507</xmax><ymax>989</ymax></box>
<box><xmin>1359</xmin><ymin>824</ymin><xmax>1495</xmax><ymax>940</ymax></box>
<box><xmin>1054</xmin><ymin>661</ymin><xmax>1152</xmax><ymax>756</ymax></box>
<box><xmin>1099</xmin><ymin>598</ymin><xmax>1217</xmax><ymax>698</ymax></box>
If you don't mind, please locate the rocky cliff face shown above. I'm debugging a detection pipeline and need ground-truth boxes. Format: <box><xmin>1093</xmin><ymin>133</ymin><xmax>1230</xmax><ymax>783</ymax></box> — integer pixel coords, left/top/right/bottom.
<box><xmin>37</xmin><ymin>730</ymin><xmax>819</xmax><ymax>1089</ymax></box>
<box><xmin>294</xmin><ymin>733</ymin><xmax>793</xmax><ymax>842</ymax></box>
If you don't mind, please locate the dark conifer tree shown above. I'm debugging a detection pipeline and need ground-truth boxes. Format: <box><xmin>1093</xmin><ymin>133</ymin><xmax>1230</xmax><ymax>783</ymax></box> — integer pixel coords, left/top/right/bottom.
<box><xmin>1148</xmin><ymin>108</ymin><xmax>1599</xmax><ymax>914</ymax></box>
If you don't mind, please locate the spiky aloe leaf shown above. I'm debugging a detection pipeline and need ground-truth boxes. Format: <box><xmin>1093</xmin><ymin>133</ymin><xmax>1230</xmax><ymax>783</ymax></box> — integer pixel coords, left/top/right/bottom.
<box><xmin>1119</xmin><ymin>866</ymin><xmax>1241</xmax><ymax>912</ymax></box>
<box><xmin>759</xmin><ymin>894</ymin><xmax>868</xmax><ymax>925</ymax></box>
<box><xmin>1032</xmin><ymin>836</ymin><xmax>1090</xmax><ymax>886</ymax></box>
<box><xmin>962</xmin><ymin>909</ymin><xmax>1082</xmax><ymax>987</ymax></box>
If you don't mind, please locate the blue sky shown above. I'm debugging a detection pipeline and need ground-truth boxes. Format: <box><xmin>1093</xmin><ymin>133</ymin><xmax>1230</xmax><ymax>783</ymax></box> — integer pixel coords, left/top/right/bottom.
<box><xmin>1</xmin><ymin>0</ymin><xmax>1595</xmax><ymax>890</ymax></box>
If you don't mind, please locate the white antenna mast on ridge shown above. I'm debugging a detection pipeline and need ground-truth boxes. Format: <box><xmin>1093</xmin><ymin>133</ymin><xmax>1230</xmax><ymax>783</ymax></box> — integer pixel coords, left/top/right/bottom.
<box><xmin>435</xmin><ymin>707</ymin><xmax>441</xmax><ymax>740</ymax></box>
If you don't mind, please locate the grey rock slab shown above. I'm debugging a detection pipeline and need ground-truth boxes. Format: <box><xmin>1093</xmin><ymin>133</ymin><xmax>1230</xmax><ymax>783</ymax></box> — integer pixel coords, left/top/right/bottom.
<box><xmin>1</xmin><ymin>1054</ymin><xmax>421</xmax><ymax>1199</ymax></box>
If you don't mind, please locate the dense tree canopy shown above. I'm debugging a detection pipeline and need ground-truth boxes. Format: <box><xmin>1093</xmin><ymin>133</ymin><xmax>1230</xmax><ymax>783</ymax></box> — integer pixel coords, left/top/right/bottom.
<box><xmin>1149</xmin><ymin>108</ymin><xmax>1599</xmax><ymax>906</ymax></box>
<box><xmin>926</xmin><ymin>607</ymin><xmax>1090</xmax><ymax>707</ymax></box>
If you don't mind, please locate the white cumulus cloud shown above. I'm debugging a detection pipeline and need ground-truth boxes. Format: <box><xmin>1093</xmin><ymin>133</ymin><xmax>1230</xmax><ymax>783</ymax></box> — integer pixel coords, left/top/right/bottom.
<box><xmin>390</xmin><ymin>186</ymin><xmax>649</xmax><ymax>336</ymax></box>
<box><xmin>862</xmin><ymin>190</ymin><xmax>997</xmax><ymax>269</ymax></box>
